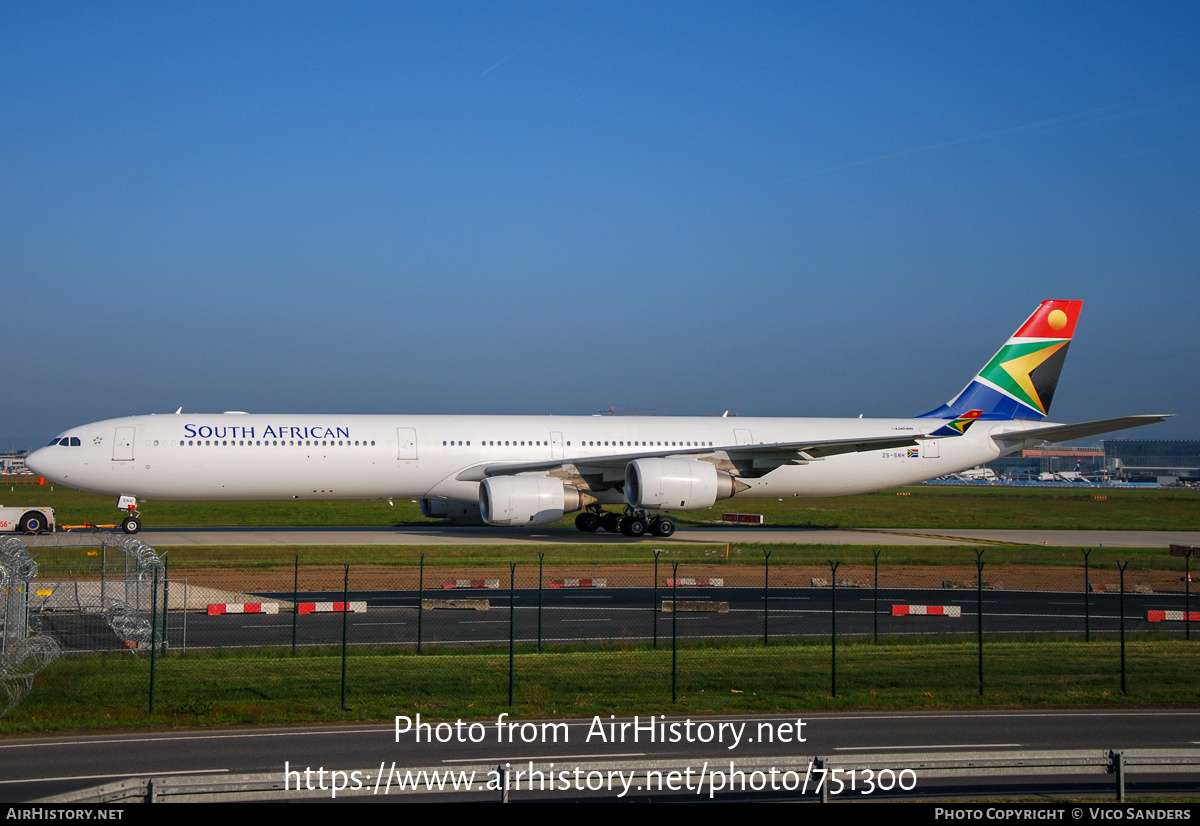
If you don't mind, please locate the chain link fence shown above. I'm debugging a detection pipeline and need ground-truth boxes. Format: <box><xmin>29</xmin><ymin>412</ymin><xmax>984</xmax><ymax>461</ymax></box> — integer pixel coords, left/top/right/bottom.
<box><xmin>1</xmin><ymin>537</ymin><xmax>61</xmax><ymax>716</ymax></box>
<box><xmin>9</xmin><ymin>541</ymin><xmax>1197</xmax><ymax>717</ymax></box>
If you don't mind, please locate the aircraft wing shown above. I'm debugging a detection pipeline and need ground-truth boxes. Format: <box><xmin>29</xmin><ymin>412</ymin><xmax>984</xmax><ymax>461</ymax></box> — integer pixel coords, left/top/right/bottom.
<box><xmin>989</xmin><ymin>414</ymin><xmax>1170</xmax><ymax>446</ymax></box>
<box><xmin>454</xmin><ymin>433</ymin><xmax>927</xmax><ymax>482</ymax></box>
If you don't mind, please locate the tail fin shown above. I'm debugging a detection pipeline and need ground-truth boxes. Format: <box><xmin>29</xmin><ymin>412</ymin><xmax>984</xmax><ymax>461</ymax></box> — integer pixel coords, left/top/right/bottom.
<box><xmin>919</xmin><ymin>300</ymin><xmax>1083</xmax><ymax>421</ymax></box>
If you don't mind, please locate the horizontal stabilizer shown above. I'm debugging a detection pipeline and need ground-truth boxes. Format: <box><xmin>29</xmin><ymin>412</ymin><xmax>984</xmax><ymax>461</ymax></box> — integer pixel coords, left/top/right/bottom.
<box><xmin>990</xmin><ymin>414</ymin><xmax>1170</xmax><ymax>445</ymax></box>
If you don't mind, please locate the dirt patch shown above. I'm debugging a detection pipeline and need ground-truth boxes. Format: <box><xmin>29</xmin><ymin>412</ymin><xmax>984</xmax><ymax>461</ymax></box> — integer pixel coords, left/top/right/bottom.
<box><xmin>163</xmin><ymin>563</ymin><xmax>1187</xmax><ymax>595</ymax></box>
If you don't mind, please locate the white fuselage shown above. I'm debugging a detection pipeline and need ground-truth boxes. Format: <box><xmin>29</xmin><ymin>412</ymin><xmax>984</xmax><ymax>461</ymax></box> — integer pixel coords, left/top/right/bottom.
<box><xmin>25</xmin><ymin>412</ymin><xmax>1041</xmax><ymax>506</ymax></box>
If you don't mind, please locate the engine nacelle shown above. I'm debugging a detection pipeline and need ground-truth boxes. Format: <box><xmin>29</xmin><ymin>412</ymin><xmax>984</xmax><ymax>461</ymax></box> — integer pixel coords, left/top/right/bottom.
<box><xmin>479</xmin><ymin>476</ymin><xmax>590</xmax><ymax>526</ymax></box>
<box><xmin>625</xmin><ymin>458</ymin><xmax>740</xmax><ymax>511</ymax></box>
<box><xmin>420</xmin><ymin>499</ymin><xmax>482</xmax><ymax>520</ymax></box>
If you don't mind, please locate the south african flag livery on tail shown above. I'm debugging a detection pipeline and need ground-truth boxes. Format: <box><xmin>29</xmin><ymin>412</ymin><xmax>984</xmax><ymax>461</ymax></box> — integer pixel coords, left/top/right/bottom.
<box><xmin>920</xmin><ymin>300</ymin><xmax>1083</xmax><ymax>422</ymax></box>
<box><xmin>928</xmin><ymin>409</ymin><xmax>983</xmax><ymax>437</ymax></box>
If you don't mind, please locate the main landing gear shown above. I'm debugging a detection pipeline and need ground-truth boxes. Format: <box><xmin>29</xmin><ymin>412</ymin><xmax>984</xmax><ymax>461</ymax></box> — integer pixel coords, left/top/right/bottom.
<box><xmin>574</xmin><ymin>506</ymin><xmax>675</xmax><ymax>538</ymax></box>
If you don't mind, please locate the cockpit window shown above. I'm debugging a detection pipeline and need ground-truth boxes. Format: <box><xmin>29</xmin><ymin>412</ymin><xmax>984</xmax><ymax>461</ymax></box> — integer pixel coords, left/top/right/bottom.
<box><xmin>49</xmin><ymin>437</ymin><xmax>62</xmax><ymax>446</ymax></box>
<box><xmin>69</xmin><ymin>437</ymin><xmax>81</xmax><ymax>446</ymax></box>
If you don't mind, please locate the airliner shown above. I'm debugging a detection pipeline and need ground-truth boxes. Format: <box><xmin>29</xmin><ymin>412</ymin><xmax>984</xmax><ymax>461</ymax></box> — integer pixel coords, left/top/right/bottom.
<box><xmin>25</xmin><ymin>300</ymin><xmax>1166</xmax><ymax>537</ymax></box>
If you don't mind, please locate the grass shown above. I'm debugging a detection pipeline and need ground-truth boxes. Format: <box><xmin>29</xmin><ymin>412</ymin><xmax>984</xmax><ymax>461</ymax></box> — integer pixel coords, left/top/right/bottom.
<box><xmin>27</xmin><ymin>542</ymin><xmax>1190</xmax><ymax>578</ymax></box>
<box><xmin>3</xmin><ymin>482</ymin><xmax>1198</xmax><ymax>531</ymax></box>
<box><xmin>6</xmin><ymin>637</ymin><xmax>1197</xmax><ymax>734</ymax></box>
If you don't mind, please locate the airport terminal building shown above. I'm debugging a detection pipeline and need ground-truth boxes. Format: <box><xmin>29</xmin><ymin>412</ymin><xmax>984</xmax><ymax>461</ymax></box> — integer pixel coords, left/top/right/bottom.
<box><xmin>985</xmin><ymin>440</ymin><xmax>1200</xmax><ymax>485</ymax></box>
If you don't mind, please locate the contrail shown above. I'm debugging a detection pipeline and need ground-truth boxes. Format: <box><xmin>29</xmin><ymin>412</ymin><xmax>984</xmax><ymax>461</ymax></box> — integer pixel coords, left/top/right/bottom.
<box><xmin>786</xmin><ymin>95</ymin><xmax>1198</xmax><ymax>182</ymax></box>
<box><xmin>479</xmin><ymin>14</ymin><xmax>571</xmax><ymax>77</ymax></box>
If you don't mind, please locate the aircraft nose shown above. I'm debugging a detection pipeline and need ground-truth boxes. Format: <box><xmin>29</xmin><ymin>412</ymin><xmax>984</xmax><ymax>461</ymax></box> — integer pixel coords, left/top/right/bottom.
<box><xmin>25</xmin><ymin>447</ymin><xmax>52</xmax><ymax>479</ymax></box>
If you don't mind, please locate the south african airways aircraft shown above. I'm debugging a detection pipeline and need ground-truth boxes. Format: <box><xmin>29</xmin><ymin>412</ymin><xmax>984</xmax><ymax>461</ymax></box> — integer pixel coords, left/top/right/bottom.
<box><xmin>26</xmin><ymin>301</ymin><xmax>1166</xmax><ymax>537</ymax></box>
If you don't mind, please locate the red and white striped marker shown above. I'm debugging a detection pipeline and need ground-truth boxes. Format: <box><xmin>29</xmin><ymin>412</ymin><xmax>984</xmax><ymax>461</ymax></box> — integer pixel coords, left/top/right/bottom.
<box><xmin>441</xmin><ymin>579</ymin><xmax>500</xmax><ymax>590</ymax></box>
<box><xmin>549</xmin><ymin>578</ymin><xmax>607</xmax><ymax>588</ymax></box>
<box><xmin>892</xmin><ymin>604</ymin><xmax>962</xmax><ymax>617</ymax></box>
<box><xmin>666</xmin><ymin>578</ymin><xmax>725</xmax><ymax>587</ymax></box>
<box><xmin>207</xmin><ymin>603</ymin><xmax>279</xmax><ymax>616</ymax></box>
<box><xmin>296</xmin><ymin>601</ymin><xmax>367</xmax><ymax>614</ymax></box>
<box><xmin>1147</xmin><ymin>610</ymin><xmax>1200</xmax><ymax>622</ymax></box>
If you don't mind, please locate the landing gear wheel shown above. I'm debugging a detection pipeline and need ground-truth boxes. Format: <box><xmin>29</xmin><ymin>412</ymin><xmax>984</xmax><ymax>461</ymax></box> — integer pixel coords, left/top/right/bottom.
<box><xmin>601</xmin><ymin>512</ymin><xmax>621</xmax><ymax>533</ymax></box>
<box><xmin>620</xmin><ymin>515</ymin><xmax>648</xmax><ymax>538</ymax></box>
<box><xmin>121</xmin><ymin>516</ymin><xmax>142</xmax><ymax>534</ymax></box>
<box><xmin>650</xmin><ymin>516</ymin><xmax>675</xmax><ymax>538</ymax></box>
<box><xmin>18</xmin><ymin>512</ymin><xmax>45</xmax><ymax>535</ymax></box>
<box><xmin>575</xmin><ymin>512</ymin><xmax>600</xmax><ymax>532</ymax></box>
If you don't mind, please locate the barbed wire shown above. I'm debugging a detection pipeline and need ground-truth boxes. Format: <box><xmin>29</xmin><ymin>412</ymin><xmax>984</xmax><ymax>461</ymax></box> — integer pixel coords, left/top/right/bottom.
<box><xmin>0</xmin><ymin>636</ymin><xmax>61</xmax><ymax>717</ymax></box>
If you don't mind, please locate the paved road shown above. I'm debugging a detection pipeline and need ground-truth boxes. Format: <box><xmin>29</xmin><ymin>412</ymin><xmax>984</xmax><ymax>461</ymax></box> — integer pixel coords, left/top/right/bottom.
<box><xmin>3</xmin><ymin>710</ymin><xmax>1197</xmax><ymax>802</ymax></box>
<box><xmin>25</xmin><ymin>526</ymin><xmax>1200</xmax><ymax>547</ymax></box>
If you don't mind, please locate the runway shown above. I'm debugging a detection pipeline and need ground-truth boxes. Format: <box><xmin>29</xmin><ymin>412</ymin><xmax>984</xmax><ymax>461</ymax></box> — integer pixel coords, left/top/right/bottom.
<box><xmin>26</xmin><ymin>525</ymin><xmax>1200</xmax><ymax>548</ymax></box>
<box><xmin>34</xmin><ymin>583</ymin><xmax>1196</xmax><ymax>653</ymax></box>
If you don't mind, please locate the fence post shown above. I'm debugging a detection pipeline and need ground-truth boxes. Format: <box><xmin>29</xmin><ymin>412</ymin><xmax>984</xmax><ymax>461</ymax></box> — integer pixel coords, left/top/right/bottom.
<box><xmin>417</xmin><ymin>553</ymin><xmax>424</xmax><ymax>654</ymax></box>
<box><xmin>1118</xmin><ymin>561</ymin><xmax>1129</xmax><ymax>695</ymax></box>
<box><xmin>976</xmin><ymin>549</ymin><xmax>985</xmax><ymax>696</ymax></box>
<box><xmin>149</xmin><ymin>565</ymin><xmax>158</xmax><ymax>713</ymax></box>
<box><xmin>1083</xmin><ymin>549</ymin><xmax>1092</xmax><ymax>642</ymax></box>
<box><xmin>508</xmin><ymin>562</ymin><xmax>516</xmax><ymax>707</ymax></box>
<box><xmin>763</xmin><ymin>549</ymin><xmax>771</xmax><ymax>646</ymax></box>
<box><xmin>537</xmin><ymin>552</ymin><xmax>544</xmax><ymax>652</ymax></box>
<box><xmin>653</xmin><ymin>550</ymin><xmax>662</xmax><ymax>650</ymax></box>
<box><xmin>291</xmin><ymin>554</ymin><xmax>299</xmax><ymax>655</ymax></box>
<box><xmin>829</xmin><ymin>561</ymin><xmax>838</xmax><ymax>697</ymax></box>
<box><xmin>671</xmin><ymin>561</ymin><xmax>678</xmax><ymax>703</ymax></box>
<box><xmin>182</xmin><ymin>576</ymin><xmax>188</xmax><ymax>654</ymax></box>
<box><xmin>1186</xmin><ymin>549</ymin><xmax>1192</xmax><ymax>642</ymax></box>
<box><xmin>341</xmin><ymin>564</ymin><xmax>350</xmax><ymax>710</ymax></box>
<box><xmin>873</xmin><ymin>549</ymin><xmax>881</xmax><ymax>644</ymax></box>
<box><xmin>161</xmin><ymin>555</ymin><xmax>169</xmax><ymax>654</ymax></box>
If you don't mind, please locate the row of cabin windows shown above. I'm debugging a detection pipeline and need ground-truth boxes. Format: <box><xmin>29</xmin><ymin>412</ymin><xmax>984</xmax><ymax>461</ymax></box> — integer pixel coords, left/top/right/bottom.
<box><xmin>441</xmin><ymin>440</ymin><xmax>715</xmax><ymax>448</ymax></box>
<box><xmin>178</xmin><ymin>440</ymin><xmax>377</xmax><ymax>447</ymax></box>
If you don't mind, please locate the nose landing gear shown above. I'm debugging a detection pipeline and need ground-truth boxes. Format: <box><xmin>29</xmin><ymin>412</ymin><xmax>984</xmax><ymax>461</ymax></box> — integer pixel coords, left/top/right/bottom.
<box><xmin>117</xmin><ymin>495</ymin><xmax>142</xmax><ymax>534</ymax></box>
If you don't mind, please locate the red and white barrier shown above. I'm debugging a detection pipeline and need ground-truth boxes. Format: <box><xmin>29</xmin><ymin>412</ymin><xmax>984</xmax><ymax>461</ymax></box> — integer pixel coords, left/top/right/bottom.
<box><xmin>892</xmin><ymin>604</ymin><xmax>962</xmax><ymax>617</ymax></box>
<box><xmin>296</xmin><ymin>601</ymin><xmax>367</xmax><ymax>614</ymax></box>
<box><xmin>1147</xmin><ymin>610</ymin><xmax>1200</xmax><ymax>622</ymax></box>
<box><xmin>720</xmin><ymin>513</ymin><xmax>764</xmax><ymax>524</ymax></box>
<box><xmin>549</xmin><ymin>578</ymin><xmax>607</xmax><ymax>588</ymax></box>
<box><xmin>207</xmin><ymin>603</ymin><xmax>279</xmax><ymax>616</ymax></box>
<box><xmin>666</xmin><ymin>578</ymin><xmax>724</xmax><ymax>587</ymax></box>
<box><xmin>441</xmin><ymin>579</ymin><xmax>500</xmax><ymax>590</ymax></box>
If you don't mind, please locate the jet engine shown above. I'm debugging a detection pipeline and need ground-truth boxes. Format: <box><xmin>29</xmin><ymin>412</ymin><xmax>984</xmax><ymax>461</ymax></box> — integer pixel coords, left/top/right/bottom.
<box><xmin>479</xmin><ymin>476</ymin><xmax>592</xmax><ymax>526</ymax></box>
<box><xmin>624</xmin><ymin>458</ymin><xmax>743</xmax><ymax>511</ymax></box>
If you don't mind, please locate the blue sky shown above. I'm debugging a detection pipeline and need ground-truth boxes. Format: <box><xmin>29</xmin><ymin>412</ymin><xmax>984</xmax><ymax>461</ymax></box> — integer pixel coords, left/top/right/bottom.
<box><xmin>3</xmin><ymin>2</ymin><xmax>1198</xmax><ymax>449</ymax></box>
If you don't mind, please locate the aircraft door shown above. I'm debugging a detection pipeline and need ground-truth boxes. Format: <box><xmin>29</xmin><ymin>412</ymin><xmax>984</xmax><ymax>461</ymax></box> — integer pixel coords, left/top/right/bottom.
<box><xmin>550</xmin><ymin>431</ymin><xmax>564</xmax><ymax>460</ymax></box>
<box><xmin>734</xmin><ymin>429</ymin><xmax>754</xmax><ymax>446</ymax></box>
<box><xmin>113</xmin><ymin>427</ymin><xmax>135</xmax><ymax>461</ymax></box>
<box><xmin>924</xmin><ymin>439</ymin><xmax>940</xmax><ymax>458</ymax></box>
<box><xmin>397</xmin><ymin>428</ymin><xmax>418</xmax><ymax>460</ymax></box>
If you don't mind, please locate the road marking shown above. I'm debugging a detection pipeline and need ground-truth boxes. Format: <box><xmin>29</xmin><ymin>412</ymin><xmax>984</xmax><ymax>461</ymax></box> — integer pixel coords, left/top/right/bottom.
<box><xmin>854</xmin><ymin>528</ymin><xmax>1025</xmax><ymax>546</ymax></box>
<box><xmin>835</xmin><ymin>743</ymin><xmax>1022</xmax><ymax>751</ymax></box>
<box><xmin>0</xmin><ymin>727</ymin><xmax>392</xmax><ymax>749</ymax></box>
<box><xmin>0</xmin><ymin>768</ymin><xmax>230</xmax><ymax>785</ymax></box>
<box><xmin>443</xmin><ymin>752</ymin><xmax>645</xmax><ymax>764</ymax></box>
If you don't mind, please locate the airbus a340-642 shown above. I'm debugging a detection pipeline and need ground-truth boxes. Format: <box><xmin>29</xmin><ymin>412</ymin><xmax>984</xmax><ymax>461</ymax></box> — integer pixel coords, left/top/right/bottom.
<box><xmin>26</xmin><ymin>300</ymin><xmax>1166</xmax><ymax>537</ymax></box>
